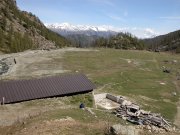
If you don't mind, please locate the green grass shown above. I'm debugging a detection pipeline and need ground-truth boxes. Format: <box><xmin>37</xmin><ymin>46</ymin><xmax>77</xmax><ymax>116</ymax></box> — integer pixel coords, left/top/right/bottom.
<box><xmin>15</xmin><ymin>108</ymin><xmax>125</xmax><ymax>135</ymax></box>
<box><xmin>62</xmin><ymin>49</ymin><xmax>180</xmax><ymax>121</ymax></box>
<box><xmin>44</xmin><ymin>108</ymin><xmax>123</xmax><ymax>124</ymax></box>
<box><xmin>1</xmin><ymin>49</ymin><xmax>179</xmax><ymax>135</ymax></box>
<box><xmin>65</xmin><ymin>93</ymin><xmax>94</xmax><ymax>107</ymax></box>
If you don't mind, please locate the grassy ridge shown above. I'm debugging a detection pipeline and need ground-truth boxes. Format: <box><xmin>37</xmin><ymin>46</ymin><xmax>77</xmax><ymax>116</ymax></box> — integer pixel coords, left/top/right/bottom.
<box><xmin>62</xmin><ymin>49</ymin><xmax>180</xmax><ymax>121</ymax></box>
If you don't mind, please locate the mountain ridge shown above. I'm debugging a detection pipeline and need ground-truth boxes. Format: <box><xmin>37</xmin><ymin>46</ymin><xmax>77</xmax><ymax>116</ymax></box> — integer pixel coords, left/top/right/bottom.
<box><xmin>45</xmin><ymin>23</ymin><xmax>117</xmax><ymax>38</ymax></box>
<box><xmin>143</xmin><ymin>29</ymin><xmax>180</xmax><ymax>53</ymax></box>
<box><xmin>0</xmin><ymin>0</ymin><xmax>69</xmax><ymax>53</ymax></box>
<box><xmin>45</xmin><ymin>23</ymin><xmax>158</xmax><ymax>39</ymax></box>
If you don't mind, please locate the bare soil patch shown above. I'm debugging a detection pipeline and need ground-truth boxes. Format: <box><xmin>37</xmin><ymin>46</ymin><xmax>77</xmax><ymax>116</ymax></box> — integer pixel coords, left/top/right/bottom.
<box><xmin>12</xmin><ymin>119</ymin><xmax>106</xmax><ymax>135</ymax></box>
<box><xmin>0</xmin><ymin>47</ymin><xmax>97</xmax><ymax>80</ymax></box>
<box><xmin>0</xmin><ymin>97</ymin><xmax>74</xmax><ymax>126</ymax></box>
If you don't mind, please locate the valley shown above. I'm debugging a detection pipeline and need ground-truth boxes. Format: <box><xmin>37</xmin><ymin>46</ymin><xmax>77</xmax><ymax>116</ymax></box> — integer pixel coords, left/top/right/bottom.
<box><xmin>0</xmin><ymin>0</ymin><xmax>180</xmax><ymax>134</ymax></box>
<box><xmin>0</xmin><ymin>48</ymin><xmax>179</xmax><ymax>135</ymax></box>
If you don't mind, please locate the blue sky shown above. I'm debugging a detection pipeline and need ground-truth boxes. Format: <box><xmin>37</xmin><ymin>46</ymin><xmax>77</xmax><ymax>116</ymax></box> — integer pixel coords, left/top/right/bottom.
<box><xmin>16</xmin><ymin>0</ymin><xmax>180</xmax><ymax>35</ymax></box>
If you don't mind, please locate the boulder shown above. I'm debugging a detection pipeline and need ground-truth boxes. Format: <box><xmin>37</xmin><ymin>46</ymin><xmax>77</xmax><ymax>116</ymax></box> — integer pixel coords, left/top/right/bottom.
<box><xmin>110</xmin><ymin>124</ymin><xmax>141</xmax><ymax>135</ymax></box>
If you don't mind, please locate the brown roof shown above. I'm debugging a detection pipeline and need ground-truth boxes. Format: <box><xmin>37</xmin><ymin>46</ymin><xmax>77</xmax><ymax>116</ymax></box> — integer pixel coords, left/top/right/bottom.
<box><xmin>0</xmin><ymin>74</ymin><xmax>96</xmax><ymax>104</ymax></box>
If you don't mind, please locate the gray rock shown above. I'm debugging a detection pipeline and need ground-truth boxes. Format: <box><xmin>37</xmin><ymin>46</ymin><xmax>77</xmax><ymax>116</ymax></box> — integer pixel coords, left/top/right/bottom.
<box><xmin>110</xmin><ymin>124</ymin><xmax>141</xmax><ymax>135</ymax></box>
<box><xmin>0</xmin><ymin>60</ymin><xmax>9</xmax><ymax>75</ymax></box>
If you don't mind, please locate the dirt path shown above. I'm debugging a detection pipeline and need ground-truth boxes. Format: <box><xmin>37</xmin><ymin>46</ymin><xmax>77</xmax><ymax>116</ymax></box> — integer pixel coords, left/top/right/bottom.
<box><xmin>0</xmin><ymin>47</ymin><xmax>97</xmax><ymax>80</ymax></box>
<box><xmin>174</xmin><ymin>80</ymin><xmax>180</xmax><ymax>128</ymax></box>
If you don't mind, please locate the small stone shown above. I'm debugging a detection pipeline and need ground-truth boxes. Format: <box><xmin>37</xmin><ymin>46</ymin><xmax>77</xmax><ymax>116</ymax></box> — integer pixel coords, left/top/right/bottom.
<box><xmin>173</xmin><ymin>126</ymin><xmax>176</xmax><ymax>131</ymax></box>
<box><xmin>172</xmin><ymin>92</ymin><xmax>177</xmax><ymax>96</ymax></box>
<box><xmin>146</xmin><ymin>125</ymin><xmax>151</xmax><ymax>130</ymax></box>
<box><xmin>122</xmin><ymin>116</ymin><xmax>127</xmax><ymax>120</ymax></box>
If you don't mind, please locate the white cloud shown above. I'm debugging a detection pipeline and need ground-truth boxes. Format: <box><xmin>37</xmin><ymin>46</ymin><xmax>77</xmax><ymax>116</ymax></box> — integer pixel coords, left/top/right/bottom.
<box><xmin>145</xmin><ymin>28</ymin><xmax>156</xmax><ymax>34</ymax></box>
<box><xmin>108</xmin><ymin>14</ymin><xmax>126</xmax><ymax>22</ymax></box>
<box><xmin>102</xmin><ymin>26</ymin><xmax>160</xmax><ymax>38</ymax></box>
<box><xmin>103</xmin><ymin>0</ymin><xmax>115</xmax><ymax>6</ymax></box>
<box><xmin>104</xmin><ymin>26</ymin><xmax>159</xmax><ymax>38</ymax></box>
<box><xmin>114</xmin><ymin>27</ymin><xmax>159</xmax><ymax>38</ymax></box>
<box><xmin>160</xmin><ymin>16</ymin><xmax>180</xmax><ymax>20</ymax></box>
<box><xmin>88</xmin><ymin>0</ymin><xmax>115</xmax><ymax>6</ymax></box>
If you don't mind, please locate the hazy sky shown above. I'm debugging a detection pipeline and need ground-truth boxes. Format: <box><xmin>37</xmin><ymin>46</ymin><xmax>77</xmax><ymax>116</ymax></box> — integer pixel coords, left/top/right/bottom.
<box><xmin>16</xmin><ymin>0</ymin><xmax>180</xmax><ymax>35</ymax></box>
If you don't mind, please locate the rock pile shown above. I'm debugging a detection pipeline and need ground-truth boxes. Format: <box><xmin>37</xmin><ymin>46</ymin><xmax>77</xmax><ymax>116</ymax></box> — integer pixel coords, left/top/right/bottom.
<box><xmin>0</xmin><ymin>59</ymin><xmax>9</xmax><ymax>75</ymax></box>
<box><xmin>106</xmin><ymin>94</ymin><xmax>172</xmax><ymax>131</ymax></box>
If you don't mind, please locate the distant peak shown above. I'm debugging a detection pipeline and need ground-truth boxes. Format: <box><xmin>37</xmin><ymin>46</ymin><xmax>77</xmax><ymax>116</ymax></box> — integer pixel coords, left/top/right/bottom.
<box><xmin>45</xmin><ymin>23</ymin><xmax>114</xmax><ymax>32</ymax></box>
<box><xmin>45</xmin><ymin>22</ymin><xmax>160</xmax><ymax>38</ymax></box>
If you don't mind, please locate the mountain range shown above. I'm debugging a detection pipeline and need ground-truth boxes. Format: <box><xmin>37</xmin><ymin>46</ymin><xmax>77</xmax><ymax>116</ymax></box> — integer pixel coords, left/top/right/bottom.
<box><xmin>45</xmin><ymin>23</ymin><xmax>117</xmax><ymax>38</ymax></box>
<box><xmin>46</xmin><ymin>23</ymin><xmax>180</xmax><ymax>53</ymax></box>
<box><xmin>0</xmin><ymin>0</ymin><xmax>179</xmax><ymax>53</ymax></box>
<box><xmin>45</xmin><ymin>23</ymin><xmax>159</xmax><ymax>48</ymax></box>
<box><xmin>45</xmin><ymin>23</ymin><xmax>158</xmax><ymax>39</ymax></box>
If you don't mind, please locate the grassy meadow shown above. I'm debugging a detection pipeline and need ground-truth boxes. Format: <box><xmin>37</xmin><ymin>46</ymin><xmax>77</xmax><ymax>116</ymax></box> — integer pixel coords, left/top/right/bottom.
<box><xmin>1</xmin><ymin>48</ymin><xmax>180</xmax><ymax>135</ymax></box>
<box><xmin>62</xmin><ymin>49</ymin><xmax>180</xmax><ymax>121</ymax></box>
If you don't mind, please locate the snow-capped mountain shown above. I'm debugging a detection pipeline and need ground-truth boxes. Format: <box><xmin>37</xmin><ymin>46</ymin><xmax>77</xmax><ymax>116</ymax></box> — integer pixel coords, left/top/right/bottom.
<box><xmin>45</xmin><ymin>23</ymin><xmax>159</xmax><ymax>39</ymax></box>
<box><xmin>45</xmin><ymin>23</ymin><xmax>117</xmax><ymax>38</ymax></box>
<box><xmin>45</xmin><ymin>23</ymin><xmax>112</xmax><ymax>32</ymax></box>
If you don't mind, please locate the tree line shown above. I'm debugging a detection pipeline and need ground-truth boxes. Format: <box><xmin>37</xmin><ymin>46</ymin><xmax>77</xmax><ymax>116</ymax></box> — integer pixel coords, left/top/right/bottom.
<box><xmin>0</xmin><ymin>24</ymin><xmax>33</xmax><ymax>53</ymax></box>
<box><xmin>94</xmin><ymin>32</ymin><xmax>145</xmax><ymax>50</ymax></box>
<box><xmin>143</xmin><ymin>30</ymin><xmax>180</xmax><ymax>53</ymax></box>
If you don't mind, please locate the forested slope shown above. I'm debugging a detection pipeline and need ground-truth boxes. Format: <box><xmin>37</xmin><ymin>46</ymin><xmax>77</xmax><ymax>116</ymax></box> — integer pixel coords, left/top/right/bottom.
<box><xmin>94</xmin><ymin>32</ymin><xmax>145</xmax><ymax>50</ymax></box>
<box><xmin>144</xmin><ymin>30</ymin><xmax>180</xmax><ymax>53</ymax></box>
<box><xmin>0</xmin><ymin>0</ymin><xmax>70</xmax><ymax>53</ymax></box>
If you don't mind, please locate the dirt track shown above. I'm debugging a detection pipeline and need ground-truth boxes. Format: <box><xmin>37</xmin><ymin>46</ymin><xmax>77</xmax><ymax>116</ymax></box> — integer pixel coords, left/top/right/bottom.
<box><xmin>0</xmin><ymin>48</ymin><xmax>96</xmax><ymax>80</ymax></box>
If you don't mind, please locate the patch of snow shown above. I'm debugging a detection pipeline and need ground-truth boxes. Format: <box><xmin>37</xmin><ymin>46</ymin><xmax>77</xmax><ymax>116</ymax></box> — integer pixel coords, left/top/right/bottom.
<box><xmin>45</xmin><ymin>23</ymin><xmax>160</xmax><ymax>38</ymax></box>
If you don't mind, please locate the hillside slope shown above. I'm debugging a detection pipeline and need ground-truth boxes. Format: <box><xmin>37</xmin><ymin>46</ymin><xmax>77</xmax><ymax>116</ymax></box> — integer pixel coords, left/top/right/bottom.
<box><xmin>66</xmin><ymin>34</ymin><xmax>99</xmax><ymax>48</ymax></box>
<box><xmin>144</xmin><ymin>30</ymin><xmax>180</xmax><ymax>53</ymax></box>
<box><xmin>0</xmin><ymin>0</ymin><xmax>69</xmax><ymax>53</ymax></box>
<box><xmin>94</xmin><ymin>32</ymin><xmax>145</xmax><ymax>50</ymax></box>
